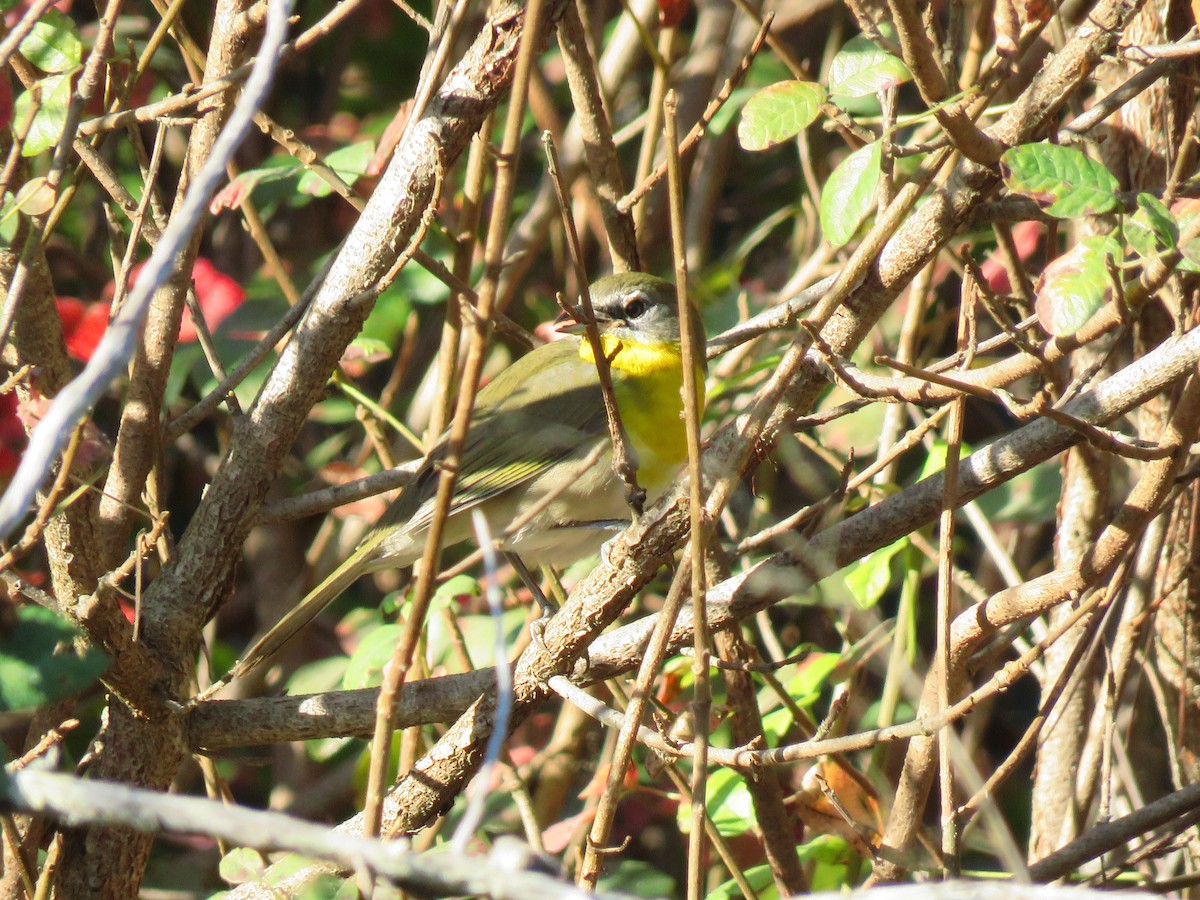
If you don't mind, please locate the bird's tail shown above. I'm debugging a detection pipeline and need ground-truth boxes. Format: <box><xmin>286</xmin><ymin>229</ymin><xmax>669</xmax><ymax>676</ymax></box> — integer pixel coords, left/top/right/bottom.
<box><xmin>192</xmin><ymin>540</ymin><xmax>387</xmax><ymax>703</ymax></box>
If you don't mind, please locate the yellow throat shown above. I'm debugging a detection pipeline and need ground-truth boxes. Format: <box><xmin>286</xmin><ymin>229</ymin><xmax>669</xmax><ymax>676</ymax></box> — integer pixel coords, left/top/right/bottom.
<box><xmin>578</xmin><ymin>333</ymin><xmax>703</xmax><ymax>490</ymax></box>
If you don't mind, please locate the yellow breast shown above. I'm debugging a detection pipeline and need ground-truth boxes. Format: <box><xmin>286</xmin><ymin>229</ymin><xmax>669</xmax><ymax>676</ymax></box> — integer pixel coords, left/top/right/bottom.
<box><xmin>578</xmin><ymin>334</ymin><xmax>704</xmax><ymax>492</ymax></box>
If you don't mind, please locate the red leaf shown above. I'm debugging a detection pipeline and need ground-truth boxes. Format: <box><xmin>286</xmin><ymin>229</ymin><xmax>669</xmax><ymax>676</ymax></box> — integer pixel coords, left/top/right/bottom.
<box><xmin>13</xmin><ymin>385</ymin><xmax>111</xmax><ymax>466</ymax></box>
<box><xmin>110</xmin><ymin>257</ymin><xmax>245</xmax><ymax>343</ymax></box>
<box><xmin>5</xmin><ymin>0</ymin><xmax>72</xmax><ymax>24</ymax></box>
<box><xmin>209</xmin><ymin>176</ymin><xmax>254</xmax><ymax>214</ymax></box>
<box><xmin>12</xmin><ymin>387</ymin><xmax>49</xmax><ymax>432</ymax></box>
<box><xmin>658</xmin><ymin>0</ymin><xmax>689</xmax><ymax>27</ymax></box>
<box><xmin>182</xmin><ymin>258</ymin><xmax>245</xmax><ymax>341</ymax></box>
<box><xmin>369</xmin><ymin>101</ymin><xmax>412</xmax><ymax>176</ymax></box>
<box><xmin>1023</xmin><ymin>0</ymin><xmax>1053</xmax><ymax>23</ymax></box>
<box><xmin>57</xmin><ymin>296</ymin><xmax>111</xmax><ymax>361</ymax></box>
<box><xmin>0</xmin><ymin>391</ymin><xmax>24</xmax><ymax>442</ymax></box>
<box><xmin>0</xmin><ymin>77</ymin><xmax>12</xmax><ymax>131</ymax></box>
<box><xmin>1033</xmin><ymin>235</ymin><xmax>1119</xmax><ymax>337</ymax></box>
<box><xmin>578</xmin><ymin>762</ymin><xmax>639</xmax><ymax>800</ymax></box>
<box><xmin>56</xmin><ymin>295</ymin><xmax>84</xmax><ymax>331</ymax></box>
<box><xmin>979</xmin><ymin>220</ymin><xmax>1041</xmax><ymax>294</ymax></box>
<box><xmin>542</xmin><ymin>808</ymin><xmax>596</xmax><ymax>854</ymax></box>
<box><xmin>507</xmin><ymin>745</ymin><xmax>537</xmax><ymax>767</ymax></box>
<box><xmin>0</xmin><ymin>391</ymin><xmax>25</xmax><ymax>478</ymax></box>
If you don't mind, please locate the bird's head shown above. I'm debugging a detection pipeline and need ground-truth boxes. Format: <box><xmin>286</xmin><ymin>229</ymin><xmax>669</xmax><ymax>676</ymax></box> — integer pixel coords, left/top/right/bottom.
<box><xmin>558</xmin><ymin>272</ymin><xmax>703</xmax><ymax>351</ymax></box>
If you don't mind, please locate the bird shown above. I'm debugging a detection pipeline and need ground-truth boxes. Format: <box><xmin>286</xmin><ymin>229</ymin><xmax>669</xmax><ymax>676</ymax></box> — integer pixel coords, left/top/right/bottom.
<box><xmin>217</xmin><ymin>272</ymin><xmax>704</xmax><ymax>689</ymax></box>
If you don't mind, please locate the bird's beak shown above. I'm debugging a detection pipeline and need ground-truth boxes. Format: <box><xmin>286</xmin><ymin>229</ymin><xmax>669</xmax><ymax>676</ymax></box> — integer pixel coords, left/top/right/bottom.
<box><xmin>555</xmin><ymin>305</ymin><xmax>614</xmax><ymax>335</ymax></box>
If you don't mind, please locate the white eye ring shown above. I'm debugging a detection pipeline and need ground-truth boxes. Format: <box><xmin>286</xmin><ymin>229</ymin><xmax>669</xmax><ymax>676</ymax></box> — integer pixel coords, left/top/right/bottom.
<box><xmin>623</xmin><ymin>291</ymin><xmax>649</xmax><ymax>319</ymax></box>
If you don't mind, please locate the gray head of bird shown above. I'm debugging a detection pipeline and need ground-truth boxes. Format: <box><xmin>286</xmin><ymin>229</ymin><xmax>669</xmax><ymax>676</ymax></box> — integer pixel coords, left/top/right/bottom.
<box><xmin>558</xmin><ymin>272</ymin><xmax>704</xmax><ymax>351</ymax></box>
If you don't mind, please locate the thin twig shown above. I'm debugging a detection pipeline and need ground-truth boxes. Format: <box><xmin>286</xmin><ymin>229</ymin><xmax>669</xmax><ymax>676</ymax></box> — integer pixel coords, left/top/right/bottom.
<box><xmin>665</xmin><ymin>90</ymin><xmax>711</xmax><ymax>900</ymax></box>
<box><xmin>884</xmin><ymin>0</ymin><xmax>1002</xmax><ymax>163</ymax></box>
<box><xmin>577</xmin><ymin>559</ymin><xmax>695</xmax><ymax>885</ymax></box>
<box><xmin>936</xmin><ymin>288</ymin><xmax>969</xmax><ymax>876</ymax></box>
<box><xmin>555</xmin><ymin>1</ymin><xmax>640</xmax><ymax>270</ymax></box>
<box><xmin>450</xmin><ymin>512</ymin><xmax>514</xmax><ymax>853</ymax></box>
<box><xmin>0</xmin><ymin>768</ymin><xmax>637</xmax><ymax>900</ymax></box>
<box><xmin>362</xmin><ymin>0</ymin><xmax>550</xmax><ymax>839</ymax></box>
<box><xmin>617</xmin><ymin>16</ymin><xmax>772</xmax><ymax>214</ymax></box>
<box><xmin>542</xmin><ymin>132</ymin><xmax>644</xmax><ymax>513</ymax></box>
<box><xmin>256</xmin><ymin>462</ymin><xmax>421</xmax><ymax>524</ymax></box>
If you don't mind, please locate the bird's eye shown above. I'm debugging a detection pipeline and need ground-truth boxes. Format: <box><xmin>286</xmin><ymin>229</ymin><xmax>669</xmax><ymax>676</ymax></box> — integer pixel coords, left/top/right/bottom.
<box><xmin>623</xmin><ymin>292</ymin><xmax>648</xmax><ymax>319</ymax></box>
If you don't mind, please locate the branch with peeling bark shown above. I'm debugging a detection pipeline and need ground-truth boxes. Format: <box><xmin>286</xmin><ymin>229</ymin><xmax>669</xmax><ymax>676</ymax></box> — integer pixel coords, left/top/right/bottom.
<box><xmin>0</xmin><ymin>767</ymin><xmax>635</xmax><ymax>900</ymax></box>
<box><xmin>187</xmin><ymin>319</ymin><xmax>1200</xmax><ymax>757</ymax></box>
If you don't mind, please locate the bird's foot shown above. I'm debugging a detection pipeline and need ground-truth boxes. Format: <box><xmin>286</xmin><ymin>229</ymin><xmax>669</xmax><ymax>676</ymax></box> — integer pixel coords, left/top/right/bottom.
<box><xmin>599</xmin><ymin>535</ymin><xmax>623</xmax><ymax>572</ymax></box>
<box><xmin>528</xmin><ymin>606</ymin><xmax>555</xmax><ymax>655</ymax></box>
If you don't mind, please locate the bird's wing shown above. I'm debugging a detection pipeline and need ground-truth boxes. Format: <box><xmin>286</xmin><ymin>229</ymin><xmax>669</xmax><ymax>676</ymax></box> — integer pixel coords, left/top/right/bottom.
<box><xmin>378</xmin><ymin>337</ymin><xmax>608</xmax><ymax>535</ymax></box>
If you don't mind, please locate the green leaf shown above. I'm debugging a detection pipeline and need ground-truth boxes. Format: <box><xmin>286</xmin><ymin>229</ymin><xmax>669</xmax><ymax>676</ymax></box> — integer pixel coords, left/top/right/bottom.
<box><xmin>0</xmin><ymin>193</ymin><xmax>20</xmax><ymax>247</ymax></box>
<box><xmin>1123</xmin><ymin>192</ymin><xmax>1200</xmax><ymax>274</ymax></box>
<box><xmin>761</xmin><ymin>653</ymin><xmax>843</xmax><ymax>742</ymax></box>
<box><xmin>359</xmin><ymin>286</ymin><xmax>412</xmax><ymax>346</ymax></box>
<box><xmin>285</xmin><ymin>656</ymin><xmax>349</xmax><ymax>696</ymax></box>
<box><xmin>14</xmin><ymin>72</ymin><xmax>74</xmax><ymax>157</ymax></box>
<box><xmin>843</xmin><ymin>536</ymin><xmax>909</xmax><ymax>608</ymax></box>
<box><xmin>289</xmin><ymin>652</ymin><xmax>355</xmax><ymax>763</ymax></box>
<box><xmin>1137</xmin><ymin>193</ymin><xmax>1178</xmax><ymax>245</ymax></box>
<box><xmin>917</xmin><ymin>436</ymin><xmax>975</xmax><ymax>480</ymax></box>
<box><xmin>163</xmin><ymin>341</ymin><xmax>205</xmax><ymax>410</ymax></box>
<box><xmin>340</xmin><ymin>624</ymin><xmax>401</xmax><ymax>690</ymax></box>
<box><xmin>218</xmin><ymin>847</ymin><xmax>266</xmax><ymax>885</ymax></box>
<box><xmin>761</xmin><ymin>702</ymin><xmax>793</xmax><ymax>744</ymax></box>
<box><xmin>333</xmin><ymin>878</ymin><xmax>374</xmax><ymax>900</ymax></box>
<box><xmin>214</xmin><ymin>144</ymin><xmax>376</xmax><ymax>211</ymax></box>
<box><xmin>1000</xmin><ymin>143</ymin><xmax>1119</xmax><ymax>218</ymax></box>
<box><xmin>737</xmin><ymin>81</ymin><xmax>826</xmax><ymax>151</ymax></box>
<box><xmin>798</xmin><ymin>832</ymin><xmax>855</xmax><ymax>864</ymax></box>
<box><xmin>974</xmin><ymin>463</ymin><xmax>1062</xmax><ymax>523</ymax></box>
<box><xmin>210</xmin><ymin>165</ymin><xmax>299</xmax><ymax>212</ymax></box>
<box><xmin>828</xmin><ymin>28</ymin><xmax>912</xmax><ymax>99</ymax></box>
<box><xmin>0</xmin><ymin>606</ymin><xmax>109</xmax><ymax>712</ymax></box>
<box><xmin>804</xmin><ymin>834</ymin><xmax>857</xmax><ymax>891</ymax></box>
<box><xmin>434</xmin><ymin>573</ymin><xmax>481</xmax><ymax>603</ymax></box>
<box><xmin>1034</xmin><ymin>233</ymin><xmax>1122</xmax><ymax>337</ymax></box>
<box><xmin>704</xmin><ymin>768</ymin><xmax>756</xmax><ymax>837</ymax></box>
<box><xmin>709</xmin><ymin>85</ymin><xmax>756</xmax><ymax>135</ymax></box>
<box><xmin>262</xmin><ymin>855</ymin><xmax>341</xmax><ymax>894</ymax></box>
<box><xmin>1170</xmin><ymin>198</ymin><xmax>1200</xmax><ymax>273</ymax></box>
<box><xmin>297</xmin><ymin>141</ymin><xmax>374</xmax><ymax>197</ymax></box>
<box><xmin>427</xmin><ymin>607</ymin><xmax>526</xmax><ymax>669</ymax></box>
<box><xmin>1125</xmin><ymin>194</ymin><xmax>1175</xmax><ymax>262</ymax></box>
<box><xmin>785</xmin><ymin>651</ymin><xmax>841</xmax><ymax>707</ymax></box>
<box><xmin>710</xmin><ymin>864</ymin><xmax>780</xmax><ymax>900</ymax></box>
<box><xmin>820</xmin><ymin>141</ymin><xmax>881</xmax><ymax>248</ymax></box>
<box><xmin>19</xmin><ymin>9</ymin><xmax>82</xmax><ymax>73</ymax></box>
<box><xmin>598</xmin><ymin>859</ymin><xmax>676</xmax><ymax>898</ymax></box>
<box><xmin>14</xmin><ymin>176</ymin><xmax>55</xmax><ymax>216</ymax></box>
<box><xmin>345</xmin><ymin>335</ymin><xmax>391</xmax><ymax>364</ymax></box>
<box><xmin>172</xmin><ymin>296</ymin><xmax>289</xmax><ymax>409</ymax></box>
<box><xmin>817</xmin><ymin>387</ymin><xmax>888</xmax><ymax>458</ymax></box>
